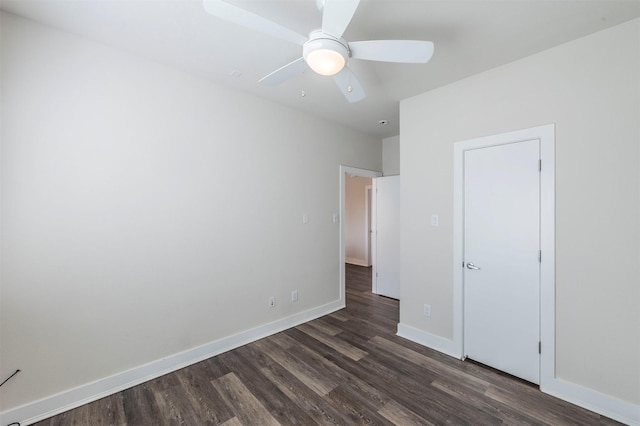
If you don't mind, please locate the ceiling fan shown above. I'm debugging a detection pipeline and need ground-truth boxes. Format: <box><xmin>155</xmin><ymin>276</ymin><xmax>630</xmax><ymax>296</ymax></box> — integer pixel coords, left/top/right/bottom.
<box><xmin>202</xmin><ymin>0</ymin><xmax>434</xmax><ymax>103</ymax></box>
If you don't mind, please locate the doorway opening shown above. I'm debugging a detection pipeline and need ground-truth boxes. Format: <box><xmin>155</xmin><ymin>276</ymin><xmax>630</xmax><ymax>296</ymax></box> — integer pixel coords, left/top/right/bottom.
<box><xmin>344</xmin><ymin>175</ymin><xmax>372</xmax><ymax>267</ymax></box>
<box><xmin>339</xmin><ymin>166</ymin><xmax>381</xmax><ymax>306</ymax></box>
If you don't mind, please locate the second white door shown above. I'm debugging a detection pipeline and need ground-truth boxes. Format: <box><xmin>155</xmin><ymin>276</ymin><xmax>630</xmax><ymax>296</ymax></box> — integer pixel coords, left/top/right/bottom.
<box><xmin>463</xmin><ymin>139</ymin><xmax>540</xmax><ymax>384</ymax></box>
<box><xmin>373</xmin><ymin>175</ymin><xmax>400</xmax><ymax>299</ymax></box>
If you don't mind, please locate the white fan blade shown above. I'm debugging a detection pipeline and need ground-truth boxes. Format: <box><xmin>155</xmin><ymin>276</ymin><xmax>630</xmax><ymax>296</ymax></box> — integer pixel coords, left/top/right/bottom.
<box><xmin>322</xmin><ymin>0</ymin><xmax>360</xmax><ymax>39</ymax></box>
<box><xmin>203</xmin><ymin>0</ymin><xmax>307</xmax><ymax>46</ymax></box>
<box><xmin>349</xmin><ymin>40</ymin><xmax>434</xmax><ymax>63</ymax></box>
<box><xmin>332</xmin><ymin>66</ymin><xmax>366</xmax><ymax>103</ymax></box>
<box><xmin>258</xmin><ymin>57</ymin><xmax>306</xmax><ymax>86</ymax></box>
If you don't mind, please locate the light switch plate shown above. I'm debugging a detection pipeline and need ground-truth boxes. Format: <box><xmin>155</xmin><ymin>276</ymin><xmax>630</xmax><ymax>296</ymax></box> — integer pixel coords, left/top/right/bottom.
<box><xmin>424</xmin><ymin>304</ymin><xmax>431</xmax><ymax>317</ymax></box>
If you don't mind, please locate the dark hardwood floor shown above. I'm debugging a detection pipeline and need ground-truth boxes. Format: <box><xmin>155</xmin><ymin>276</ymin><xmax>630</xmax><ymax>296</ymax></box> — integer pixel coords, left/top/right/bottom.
<box><xmin>35</xmin><ymin>264</ymin><xmax>621</xmax><ymax>425</ymax></box>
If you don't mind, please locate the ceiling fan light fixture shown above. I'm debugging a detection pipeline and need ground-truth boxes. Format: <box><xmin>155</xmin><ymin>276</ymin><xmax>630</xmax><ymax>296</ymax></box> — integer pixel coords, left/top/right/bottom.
<box><xmin>303</xmin><ymin>33</ymin><xmax>348</xmax><ymax>76</ymax></box>
<box><xmin>204</xmin><ymin>0</ymin><xmax>435</xmax><ymax>104</ymax></box>
<box><xmin>306</xmin><ymin>49</ymin><xmax>345</xmax><ymax>75</ymax></box>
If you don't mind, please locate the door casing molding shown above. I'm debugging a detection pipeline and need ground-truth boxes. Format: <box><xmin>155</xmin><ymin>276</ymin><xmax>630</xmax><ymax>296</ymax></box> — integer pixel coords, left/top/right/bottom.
<box><xmin>452</xmin><ymin>124</ymin><xmax>555</xmax><ymax>387</ymax></box>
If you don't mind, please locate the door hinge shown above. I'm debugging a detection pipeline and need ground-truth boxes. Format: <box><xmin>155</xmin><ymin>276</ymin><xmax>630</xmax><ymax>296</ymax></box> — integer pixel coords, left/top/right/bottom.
<box><xmin>539</xmin><ymin>159</ymin><xmax>542</xmax><ymax>172</ymax></box>
<box><xmin>538</xmin><ymin>341</ymin><xmax>541</xmax><ymax>354</ymax></box>
<box><xmin>376</xmin><ymin>272</ymin><xmax>379</xmax><ymax>277</ymax></box>
<box><xmin>538</xmin><ymin>250</ymin><xmax>542</xmax><ymax>263</ymax></box>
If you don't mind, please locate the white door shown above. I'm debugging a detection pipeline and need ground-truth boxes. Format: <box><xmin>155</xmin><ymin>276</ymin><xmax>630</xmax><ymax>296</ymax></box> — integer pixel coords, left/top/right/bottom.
<box><xmin>373</xmin><ymin>175</ymin><xmax>400</xmax><ymax>299</ymax></box>
<box><xmin>463</xmin><ymin>139</ymin><xmax>540</xmax><ymax>384</ymax></box>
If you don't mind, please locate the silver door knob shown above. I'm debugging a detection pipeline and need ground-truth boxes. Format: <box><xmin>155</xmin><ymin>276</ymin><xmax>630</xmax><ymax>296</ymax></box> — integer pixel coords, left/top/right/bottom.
<box><xmin>466</xmin><ymin>262</ymin><xmax>480</xmax><ymax>270</ymax></box>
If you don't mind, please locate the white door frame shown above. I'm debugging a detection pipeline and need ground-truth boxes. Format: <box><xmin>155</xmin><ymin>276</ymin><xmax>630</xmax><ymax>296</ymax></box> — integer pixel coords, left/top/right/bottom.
<box><xmin>371</xmin><ymin>179</ymin><xmax>378</xmax><ymax>293</ymax></box>
<box><xmin>340</xmin><ymin>166</ymin><xmax>382</xmax><ymax>305</ymax></box>
<box><xmin>452</xmin><ymin>124</ymin><xmax>555</xmax><ymax>387</ymax></box>
<box><xmin>365</xmin><ymin>185</ymin><xmax>372</xmax><ymax>267</ymax></box>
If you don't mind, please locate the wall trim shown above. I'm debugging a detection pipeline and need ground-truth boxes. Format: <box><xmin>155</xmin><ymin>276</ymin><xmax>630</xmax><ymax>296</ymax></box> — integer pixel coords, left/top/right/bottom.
<box><xmin>398</xmin><ymin>324</ymin><xmax>639</xmax><ymax>425</ymax></box>
<box><xmin>0</xmin><ymin>300</ymin><xmax>345</xmax><ymax>426</ymax></box>
<box><xmin>542</xmin><ymin>378</ymin><xmax>640</xmax><ymax>425</ymax></box>
<box><xmin>397</xmin><ymin>323</ymin><xmax>461</xmax><ymax>360</ymax></box>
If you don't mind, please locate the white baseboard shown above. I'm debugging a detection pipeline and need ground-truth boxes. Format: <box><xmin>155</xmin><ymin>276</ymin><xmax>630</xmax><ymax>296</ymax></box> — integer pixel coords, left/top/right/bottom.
<box><xmin>542</xmin><ymin>378</ymin><xmax>640</xmax><ymax>425</ymax></box>
<box><xmin>397</xmin><ymin>323</ymin><xmax>639</xmax><ymax>425</ymax></box>
<box><xmin>396</xmin><ymin>323</ymin><xmax>461</xmax><ymax>359</ymax></box>
<box><xmin>345</xmin><ymin>257</ymin><xmax>370</xmax><ymax>267</ymax></box>
<box><xmin>0</xmin><ymin>300</ymin><xmax>345</xmax><ymax>426</ymax></box>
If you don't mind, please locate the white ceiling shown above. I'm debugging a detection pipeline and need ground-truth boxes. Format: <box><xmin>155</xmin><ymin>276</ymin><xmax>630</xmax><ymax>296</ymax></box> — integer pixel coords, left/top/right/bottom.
<box><xmin>2</xmin><ymin>0</ymin><xmax>639</xmax><ymax>139</ymax></box>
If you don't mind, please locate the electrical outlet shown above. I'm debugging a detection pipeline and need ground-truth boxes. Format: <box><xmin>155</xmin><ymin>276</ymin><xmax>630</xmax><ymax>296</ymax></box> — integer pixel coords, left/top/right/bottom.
<box><xmin>291</xmin><ymin>290</ymin><xmax>298</xmax><ymax>302</ymax></box>
<box><xmin>268</xmin><ymin>296</ymin><xmax>276</xmax><ymax>308</ymax></box>
<box><xmin>423</xmin><ymin>304</ymin><xmax>431</xmax><ymax>317</ymax></box>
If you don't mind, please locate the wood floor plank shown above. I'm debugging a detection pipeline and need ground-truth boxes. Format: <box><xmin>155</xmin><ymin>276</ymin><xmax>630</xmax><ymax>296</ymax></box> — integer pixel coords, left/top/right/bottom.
<box><xmin>251</xmin><ymin>338</ymin><xmax>339</xmax><ymax>396</ymax></box>
<box><xmin>296</xmin><ymin>322</ymin><xmax>368</xmax><ymax>361</ymax></box>
<box><xmin>369</xmin><ymin>335</ymin><xmax>492</xmax><ymax>389</ymax></box>
<box><xmin>372</xmin><ymin>358</ymin><xmax>505</xmax><ymax>426</ymax></box>
<box><xmin>152</xmin><ymin>383</ymin><xmax>202</xmax><ymax>425</ymax></box>
<box><xmin>323</xmin><ymin>385</ymin><xmax>396</xmax><ymax>426</ymax></box>
<box><xmin>197</xmin><ymin>355</ymin><xmax>234</xmax><ymax>381</ymax></box>
<box><xmin>220</xmin><ymin>345</ymin><xmax>318</xmax><ymax>425</ymax></box>
<box><xmin>211</xmin><ymin>373</ymin><xmax>280</xmax><ymax>426</ymax></box>
<box><xmin>304</xmin><ymin>317</ymin><xmax>344</xmax><ymax>336</ymax></box>
<box><xmin>259</xmin><ymin>365</ymin><xmax>346</xmax><ymax>425</ymax></box>
<box><xmin>326</xmin><ymin>349</ymin><xmax>487</xmax><ymax>425</ymax></box>
<box><xmin>86</xmin><ymin>393</ymin><xmax>127</xmax><ymax>426</ymax></box>
<box><xmin>284</xmin><ymin>342</ymin><xmax>391</xmax><ymax>412</ymax></box>
<box><xmin>328</xmin><ymin>309</ymin><xmax>349</xmax><ymax>322</ymax></box>
<box><xmin>120</xmin><ymin>384</ymin><xmax>164</xmax><ymax>425</ymax></box>
<box><xmin>284</xmin><ymin>327</ymin><xmax>337</xmax><ymax>358</ymax></box>
<box><xmin>38</xmin><ymin>393</ymin><xmax>127</xmax><ymax>426</ymax></box>
<box><xmin>378</xmin><ymin>399</ymin><xmax>437</xmax><ymax>426</ymax></box>
<box><xmin>220</xmin><ymin>416</ymin><xmax>243</xmax><ymax>426</ymax></box>
<box><xmin>174</xmin><ymin>364</ymin><xmax>236</xmax><ymax>424</ymax></box>
<box><xmin>430</xmin><ymin>378</ymin><xmax>543</xmax><ymax>426</ymax></box>
<box><xmin>32</xmin><ymin>264</ymin><xmax>623</xmax><ymax>426</ymax></box>
<box><xmin>484</xmin><ymin>384</ymin><xmax>601</xmax><ymax>426</ymax></box>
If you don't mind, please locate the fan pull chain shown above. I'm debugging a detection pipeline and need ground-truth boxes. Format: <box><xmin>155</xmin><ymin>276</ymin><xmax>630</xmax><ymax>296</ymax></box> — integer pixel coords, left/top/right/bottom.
<box><xmin>301</xmin><ymin>69</ymin><xmax>306</xmax><ymax>98</ymax></box>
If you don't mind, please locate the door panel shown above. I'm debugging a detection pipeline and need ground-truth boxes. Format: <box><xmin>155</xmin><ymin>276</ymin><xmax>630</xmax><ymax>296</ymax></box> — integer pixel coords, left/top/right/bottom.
<box><xmin>463</xmin><ymin>140</ymin><xmax>540</xmax><ymax>384</ymax></box>
<box><xmin>374</xmin><ymin>176</ymin><xmax>400</xmax><ymax>299</ymax></box>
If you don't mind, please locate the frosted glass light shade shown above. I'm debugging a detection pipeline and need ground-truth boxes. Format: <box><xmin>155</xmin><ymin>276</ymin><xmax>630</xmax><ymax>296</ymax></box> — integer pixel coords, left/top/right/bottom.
<box><xmin>306</xmin><ymin>49</ymin><xmax>346</xmax><ymax>75</ymax></box>
<box><xmin>303</xmin><ymin>34</ymin><xmax>349</xmax><ymax>76</ymax></box>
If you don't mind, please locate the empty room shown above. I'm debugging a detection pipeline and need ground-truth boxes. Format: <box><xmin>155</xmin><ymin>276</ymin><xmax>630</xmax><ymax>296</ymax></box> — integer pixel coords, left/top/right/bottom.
<box><xmin>1</xmin><ymin>1</ymin><xmax>638</xmax><ymax>425</ymax></box>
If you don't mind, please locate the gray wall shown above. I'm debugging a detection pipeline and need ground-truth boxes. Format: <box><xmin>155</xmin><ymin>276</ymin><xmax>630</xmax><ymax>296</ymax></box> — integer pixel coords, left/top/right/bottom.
<box><xmin>0</xmin><ymin>12</ymin><xmax>382</xmax><ymax>412</ymax></box>
<box><xmin>399</xmin><ymin>17</ymin><xmax>639</xmax><ymax>412</ymax></box>
<box><xmin>382</xmin><ymin>135</ymin><xmax>400</xmax><ymax>176</ymax></box>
